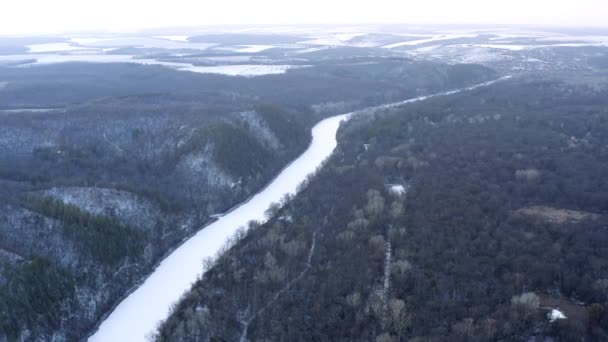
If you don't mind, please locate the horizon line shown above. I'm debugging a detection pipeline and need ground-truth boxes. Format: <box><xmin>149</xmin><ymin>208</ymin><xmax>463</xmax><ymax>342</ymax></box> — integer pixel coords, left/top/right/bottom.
<box><xmin>2</xmin><ymin>22</ymin><xmax>608</xmax><ymax>37</ymax></box>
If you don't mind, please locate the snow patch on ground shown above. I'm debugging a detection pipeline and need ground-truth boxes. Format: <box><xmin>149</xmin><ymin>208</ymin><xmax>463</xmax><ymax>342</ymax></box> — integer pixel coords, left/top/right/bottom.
<box><xmin>180</xmin><ymin>64</ymin><xmax>308</xmax><ymax>76</ymax></box>
<box><xmin>388</xmin><ymin>184</ymin><xmax>408</xmax><ymax>196</ymax></box>
<box><xmin>414</xmin><ymin>45</ymin><xmax>440</xmax><ymax>52</ymax></box>
<box><xmin>237</xmin><ymin>110</ymin><xmax>281</xmax><ymax>150</ymax></box>
<box><xmin>335</xmin><ymin>32</ymin><xmax>367</xmax><ymax>41</ymax></box>
<box><xmin>383</xmin><ymin>34</ymin><xmax>478</xmax><ymax>49</ymax></box>
<box><xmin>42</xmin><ymin>187</ymin><xmax>160</xmax><ymax>230</ymax></box>
<box><xmin>153</xmin><ymin>36</ymin><xmax>190</xmax><ymax>42</ymax></box>
<box><xmin>469</xmin><ymin>44</ymin><xmax>528</xmax><ymax>51</ymax></box>
<box><xmin>177</xmin><ymin>150</ymin><xmax>235</xmax><ymax>190</ymax></box>
<box><xmin>550</xmin><ymin>42</ymin><xmax>608</xmax><ymax>48</ymax></box>
<box><xmin>464</xmin><ymin>43</ymin><xmax>608</xmax><ymax>51</ymax></box>
<box><xmin>232</xmin><ymin>45</ymin><xmax>275</xmax><ymax>53</ymax></box>
<box><xmin>412</xmin><ymin>45</ymin><xmax>510</xmax><ymax>64</ymax></box>
<box><xmin>537</xmin><ymin>35</ymin><xmax>608</xmax><ymax>43</ymax></box>
<box><xmin>298</xmin><ymin>37</ymin><xmax>346</xmax><ymax>46</ymax></box>
<box><xmin>70</xmin><ymin>37</ymin><xmax>108</xmax><ymax>45</ymax></box>
<box><xmin>291</xmin><ymin>46</ymin><xmax>331</xmax><ymax>54</ymax></box>
<box><xmin>0</xmin><ymin>54</ymin><xmax>152</xmax><ymax>65</ymax></box>
<box><xmin>201</xmin><ymin>55</ymin><xmax>253</xmax><ymax>62</ymax></box>
<box><xmin>27</xmin><ymin>43</ymin><xmax>98</xmax><ymax>53</ymax></box>
<box><xmin>547</xmin><ymin>309</ymin><xmax>567</xmax><ymax>323</ymax></box>
<box><xmin>513</xmin><ymin>206</ymin><xmax>600</xmax><ymax>224</ymax></box>
<box><xmin>0</xmin><ymin>108</ymin><xmax>63</xmax><ymax>114</ymax></box>
<box><xmin>0</xmin><ymin>54</ymin><xmax>304</xmax><ymax>76</ymax></box>
<box><xmin>70</xmin><ymin>36</ymin><xmax>216</xmax><ymax>50</ymax></box>
<box><xmin>297</xmin><ymin>32</ymin><xmax>368</xmax><ymax>46</ymax></box>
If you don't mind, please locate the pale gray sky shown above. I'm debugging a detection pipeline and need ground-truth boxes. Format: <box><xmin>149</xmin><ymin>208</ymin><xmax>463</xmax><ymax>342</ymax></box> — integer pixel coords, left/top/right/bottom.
<box><xmin>1</xmin><ymin>0</ymin><xmax>607</xmax><ymax>35</ymax></box>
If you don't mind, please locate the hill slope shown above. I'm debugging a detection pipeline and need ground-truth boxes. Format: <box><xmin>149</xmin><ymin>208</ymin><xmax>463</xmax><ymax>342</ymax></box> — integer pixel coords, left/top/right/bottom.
<box><xmin>0</xmin><ymin>60</ymin><xmax>497</xmax><ymax>341</ymax></box>
<box><xmin>157</xmin><ymin>76</ymin><xmax>608</xmax><ymax>341</ymax></box>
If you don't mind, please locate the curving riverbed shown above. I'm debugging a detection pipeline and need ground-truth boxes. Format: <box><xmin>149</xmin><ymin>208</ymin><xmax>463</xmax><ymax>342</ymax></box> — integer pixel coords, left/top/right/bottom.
<box><xmin>89</xmin><ymin>77</ymin><xmax>509</xmax><ymax>341</ymax></box>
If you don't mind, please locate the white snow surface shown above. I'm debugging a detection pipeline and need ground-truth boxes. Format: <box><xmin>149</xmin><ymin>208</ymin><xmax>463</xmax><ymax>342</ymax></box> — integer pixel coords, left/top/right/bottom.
<box><xmin>465</xmin><ymin>44</ymin><xmax>529</xmax><ymax>51</ymax></box>
<box><xmin>153</xmin><ymin>36</ymin><xmax>191</xmax><ymax>42</ymax></box>
<box><xmin>299</xmin><ymin>37</ymin><xmax>346</xmax><ymax>46</ymax></box>
<box><xmin>72</xmin><ymin>37</ymin><xmax>216</xmax><ymax>50</ymax></box>
<box><xmin>548</xmin><ymin>309</ymin><xmax>567</xmax><ymax>322</ymax></box>
<box><xmin>414</xmin><ymin>45</ymin><xmax>440</xmax><ymax>52</ymax></box>
<box><xmin>42</xmin><ymin>187</ymin><xmax>160</xmax><ymax>230</ymax></box>
<box><xmin>88</xmin><ymin>113</ymin><xmax>351</xmax><ymax>342</ymax></box>
<box><xmin>235</xmin><ymin>45</ymin><xmax>275</xmax><ymax>53</ymax></box>
<box><xmin>27</xmin><ymin>43</ymin><xmax>97</xmax><ymax>53</ymax></box>
<box><xmin>299</xmin><ymin>32</ymin><xmax>377</xmax><ymax>46</ymax></box>
<box><xmin>88</xmin><ymin>77</ymin><xmax>509</xmax><ymax>342</ymax></box>
<box><xmin>200</xmin><ymin>55</ymin><xmax>253</xmax><ymax>62</ymax></box>
<box><xmin>292</xmin><ymin>46</ymin><xmax>331</xmax><ymax>54</ymax></box>
<box><xmin>383</xmin><ymin>34</ymin><xmax>478</xmax><ymax>49</ymax></box>
<box><xmin>388</xmin><ymin>184</ymin><xmax>407</xmax><ymax>196</ymax></box>
<box><xmin>0</xmin><ymin>54</ymin><xmax>161</xmax><ymax>65</ymax></box>
<box><xmin>468</xmin><ymin>43</ymin><xmax>608</xmax><ymax>50</ymax></box>
<box><xmin>0</xmin><ymin>108</ymin><xmax>62</xmax><ymax>114</ymax></box>
<box><xmin>537</xmin><ymin>35</ymin><xmax>608</xmax><ymax>43</ymax></box>
<box><xmin>179</xmin><ymin>64</ymin><xmax>307</xmax><ymax>76</ymax></box>
<box><xmin>215</xmin><ymin>45</ymin><xmax>275</xmax><ymax>53</ymax></box>
<box><xmin>0</xmin><ymin>54</ymin><xmax>304</xmax><ymax>76</ymax></box>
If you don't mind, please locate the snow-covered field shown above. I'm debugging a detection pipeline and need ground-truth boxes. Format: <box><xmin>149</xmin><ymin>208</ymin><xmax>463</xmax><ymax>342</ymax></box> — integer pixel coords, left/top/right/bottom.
<box><xmin>202</xmin><ymin>55</ymin><xmax>253</xmax><ymax>62</ymax></box>
<box><xmin>466</xmin><ymin>42</ymin><xmax>608</xmax><ymax>51</ymax></box>
<box><xmin>0</xmin><ymin>54</ymin><xmax>305</xmax><ymax>76</ymax></box>
<box><xmin>291</xmin><ymin>46</ymin><xmax>330</xmax><ymax>54</ymax></box>
<box><xmin>537</xmin><ymin>35</ymin><xmax>608</xmax><ymax>43</ymax></box>
<box><xmin>0</xmin><ymin>54</ymin><xmax>192</xmax><ymax>71</ymax></box>
<box><xmin>0</xmin><ymin>54</ymin><xmax>144</xmax><ymax>65</ymax></box>
<box><xmin>180</xmin><ymin>64</ymin><xmax>308</xmax><ymax>76</ymax></box>
<box><xmin>26</xmin><ymin>43</ymin><xmax>98</xmax><ymax>53</ymax></box>
<box><xmin>299</xmin><ymin>37</ymin><xmax>347</xmax><ymax>46</ymax></box>
<box><xmin>0</xmin><ymin>108</ymin><xmax>62</xmax><ymax>114</ymax></box>
<box><xmin>388</xmin><ymin>184</ymin><xmax>407</xmax><ymax>196</ymax></box>
<box><xmin>152</xmin><ymin>35</ymin><xmax>191</xmax><ymax>42</ymax></box>
<box><xmin>3</xmin><ymin>27</ymin><xmax>606</xmax><ymax>79</ymax></box>
<box><xmin>414</xmin><ymin>45</ymin><xmax>440</xmax><ymax>52</ymax></box>
<box><xmin>466</xmin><ymin>44</ymin><xmax>528</xmax><ymax>51</ymax></box>
<box><xmin>215</xmin><ymin>44</ymin><xmax>275</xmax><ymax>53</ymax></box>
<box><xmin>383</xmin><ymin>34</ymin><xmax>478</xmax><ymax>49</ymax></box>
<box><xmin>70</xmin><ymin>36</ymin><xmax>216</xmax><ymax>50</ymax></box>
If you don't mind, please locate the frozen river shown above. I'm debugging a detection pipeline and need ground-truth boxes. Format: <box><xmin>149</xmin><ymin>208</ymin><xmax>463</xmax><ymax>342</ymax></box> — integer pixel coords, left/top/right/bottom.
<box><xmin>88</xmin><ymin>76</ymin><xmax>508</xmax><ymax>341</ymax></box>
<box><xmin>88</xmin><ymin>112</ymin><xmax>351</xmax><ymax>342</ymax></box>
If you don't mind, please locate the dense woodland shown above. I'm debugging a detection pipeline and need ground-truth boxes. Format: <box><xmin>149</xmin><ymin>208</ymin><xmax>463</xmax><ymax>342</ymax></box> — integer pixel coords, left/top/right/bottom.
<box><xmin>0</xmin><ymin>61</ymin><xmax>493</xmax><ymax>110</ymax></box>
<box><xmin>157</xmin><ymin>76</ymin><xmax>608</xmax><ymax>341</ymax></box>
<box><xmin>0</xmin><ymin>59</ymin><xmax>496</xmax><ymax>341</ymax></box>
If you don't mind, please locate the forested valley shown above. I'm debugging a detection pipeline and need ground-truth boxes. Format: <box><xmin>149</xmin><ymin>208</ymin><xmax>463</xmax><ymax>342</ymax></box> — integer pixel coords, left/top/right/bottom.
<box><xmin>157</xmin><ymin>75</ymin><xmax>608</xmax><ymax>341</ymax></box>
<box><xmin>0</xmin><ymin>59</ymin><xmax>496</xmax><ymax>341</ymax></box>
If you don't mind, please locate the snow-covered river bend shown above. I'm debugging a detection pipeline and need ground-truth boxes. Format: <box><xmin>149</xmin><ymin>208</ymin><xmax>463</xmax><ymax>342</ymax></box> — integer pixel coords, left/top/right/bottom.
<box><xmin>89</xmin><ymin>76</ymin><xmax>509</xmax><ymax>342</ymax></box>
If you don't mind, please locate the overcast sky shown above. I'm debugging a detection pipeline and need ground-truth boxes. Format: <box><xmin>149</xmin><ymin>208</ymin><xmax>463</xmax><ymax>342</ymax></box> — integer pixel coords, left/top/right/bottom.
<box><xmin>1</xmin><ymin>0</ymin><xmax>607</xmax><ymax>35</ymax></box>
